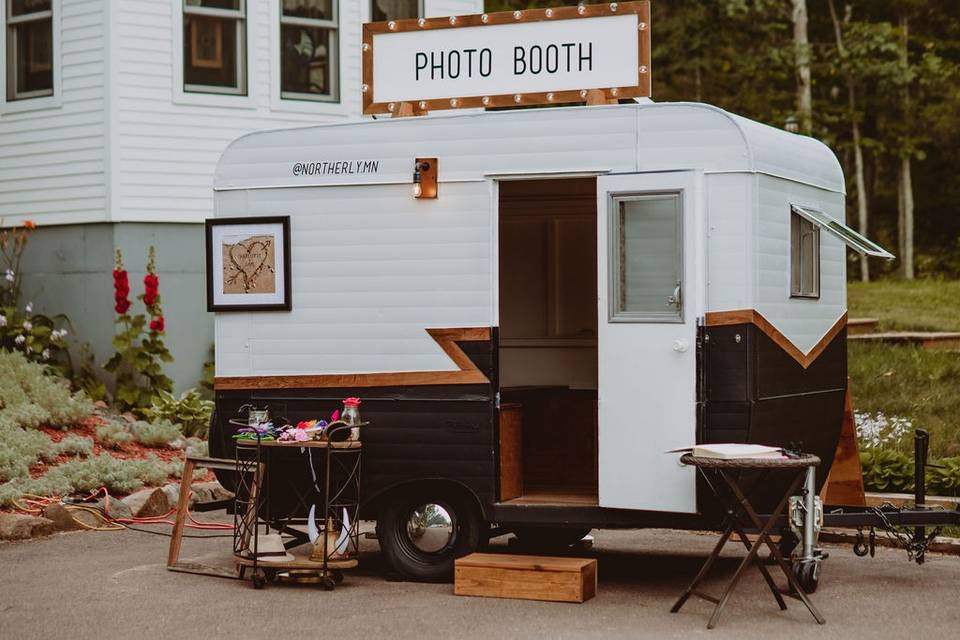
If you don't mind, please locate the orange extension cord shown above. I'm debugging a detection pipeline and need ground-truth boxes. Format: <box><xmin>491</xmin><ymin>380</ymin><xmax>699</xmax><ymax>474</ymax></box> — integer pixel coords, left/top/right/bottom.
<box><xmin>13</xmin><ymin>487</ymin><xmax>233</xmax><ymax>533</ymax></box>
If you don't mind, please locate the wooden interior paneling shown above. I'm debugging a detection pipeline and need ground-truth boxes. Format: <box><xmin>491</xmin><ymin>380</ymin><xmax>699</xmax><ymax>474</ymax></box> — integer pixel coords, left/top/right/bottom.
<box><xmin>499</xmin><ymin>403</ymin><xmax>523</xmax><ymax>502</ymax></box>
<box><xmin>501</xmin><ymin>387</ymin><xmax>598</xmax><ymax>498</ymax></box>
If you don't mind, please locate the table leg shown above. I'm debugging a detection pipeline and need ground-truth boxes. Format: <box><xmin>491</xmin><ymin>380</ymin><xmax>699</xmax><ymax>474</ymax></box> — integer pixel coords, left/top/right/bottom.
<box><xmin>723</xmin><ymin>471</ymin><xmax>826</xmax><ymax>625</ymax></box>
<box><xmin>670</xmin><ymin>523</ymin><xmax>737</xmax><ymax>613</ymax></box>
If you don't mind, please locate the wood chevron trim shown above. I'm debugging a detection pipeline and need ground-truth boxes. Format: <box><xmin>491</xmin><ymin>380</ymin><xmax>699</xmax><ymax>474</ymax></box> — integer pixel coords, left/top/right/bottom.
<box><xmin>705</xmin><ymin>309</ymin><xmax>848</xmax><ymax>370</ymax></box>
<box><xmin>214</xmin><ymin>327</ymin><xmax>491</xmax><ymax>390</ymax></box>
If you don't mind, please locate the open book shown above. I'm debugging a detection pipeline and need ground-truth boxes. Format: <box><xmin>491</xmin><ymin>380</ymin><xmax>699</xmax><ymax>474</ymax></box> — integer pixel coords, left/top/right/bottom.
<box><xmin>669</xmin><ymin>443</ymin><xmax>784</xmax><ymax>460</ymax></box>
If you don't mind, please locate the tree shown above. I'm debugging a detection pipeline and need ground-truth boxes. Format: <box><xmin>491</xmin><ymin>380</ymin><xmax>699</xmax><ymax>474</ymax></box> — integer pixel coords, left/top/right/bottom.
<box><xmin>792</xmin><ymin>0</ymin><xmax>813</xmax><ymax>135</ymax></box>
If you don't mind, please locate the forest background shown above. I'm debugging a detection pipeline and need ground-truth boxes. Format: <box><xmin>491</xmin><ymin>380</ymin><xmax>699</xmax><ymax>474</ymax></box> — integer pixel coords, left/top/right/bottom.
<box><xmin>489</xmin><ymin>0</ymin><xmax>960</xmax><ymax>281</ymax></box>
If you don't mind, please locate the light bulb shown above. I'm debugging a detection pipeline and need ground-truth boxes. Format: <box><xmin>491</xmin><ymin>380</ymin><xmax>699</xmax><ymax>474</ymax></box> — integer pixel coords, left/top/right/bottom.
<box><xmin>412</xmin><ymin>183</ymin><xmax>423</xmax><ymax>197</ymax></box>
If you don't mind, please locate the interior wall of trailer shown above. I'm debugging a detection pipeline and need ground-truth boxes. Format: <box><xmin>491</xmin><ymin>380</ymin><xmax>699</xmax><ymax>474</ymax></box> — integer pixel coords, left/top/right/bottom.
<box><xmin>498</xmin><ymin>178</ymin><xmax>598</xmax><ymax>390</ymax></box>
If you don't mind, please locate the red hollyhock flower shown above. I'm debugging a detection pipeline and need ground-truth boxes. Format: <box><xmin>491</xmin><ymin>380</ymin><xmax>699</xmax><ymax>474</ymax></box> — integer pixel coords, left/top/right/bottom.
<box><xmin>113</xmin><ymin>269</ymin><xmax>130</xmax><ymax>315</ymax></box>
<box><xmin>149</xmin><ymin>315</ymin><xmax>165</xmax><ymax>333</ymax></box>
<box><xmin>143</xmin><ymin>273</ymin><xmax>159</xmax><ymax>307</ymax></box>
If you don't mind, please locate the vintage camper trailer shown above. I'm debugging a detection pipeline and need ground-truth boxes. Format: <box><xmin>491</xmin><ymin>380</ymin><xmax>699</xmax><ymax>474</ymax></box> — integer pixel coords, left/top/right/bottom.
<box><xmin>208</xmin><ymin>101</ymin><xmax>892</xmax><ymax>581</ymax></box>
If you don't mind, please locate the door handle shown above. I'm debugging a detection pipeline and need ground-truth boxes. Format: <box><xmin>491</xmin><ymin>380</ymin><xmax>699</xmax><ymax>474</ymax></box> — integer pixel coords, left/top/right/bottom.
<box><xmin>666</xmin><ymin>282</ymin><xmax>682</xmax><ymax>308</ymax></box>
<box><xmin>672</xmin><ymin>339</ymin><xmax>689</xmax><ymax>353</ymax></box>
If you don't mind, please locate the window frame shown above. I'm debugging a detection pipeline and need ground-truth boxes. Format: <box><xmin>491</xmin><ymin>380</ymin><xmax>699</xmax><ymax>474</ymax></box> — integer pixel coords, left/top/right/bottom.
<box><xmin>278</xmin><ymin>0</ymin><xmax>340</xmax><ymax>104</ymax></box>
<box><xmin>2</xmin><ymin>0</ymin><xmax>60</xmax><ymax>113</ymax></box>
<box><xmin>181</xmin><ymin>0</ymin><xmax>248</xmax><ymax>97</ymax></box>
<box><xmin>790</xmin><ymin>209</ymin><xmax>821</xmax><ymax>300</ymax></box>
<box><xmin>608</xmin><ymin>191</ymin><xmax>685</xmax><ymax>324</ymax></box>
<box><xmin>368</xmin><ymin>0</ymin><xmax>424</xmax><ymax>22</ymax></box>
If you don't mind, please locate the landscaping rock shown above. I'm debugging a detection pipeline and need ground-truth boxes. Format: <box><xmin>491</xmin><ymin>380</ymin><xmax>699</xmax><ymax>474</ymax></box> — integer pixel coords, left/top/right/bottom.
<box><xmin>41</xmin><ymin>503</ymin><xmax>82</xmax><ymax>532</ymax></box>
<box><xmin>193</xmin><ymin>481</ymin><xmax>234</xmax><ymax>503</ymax></box>
<box><xmin>95</xmin><ymin>496</ymin><xmax>132</xmax><ymax>520</ymax></box>
<box><xmin>121</xmin><ymin>487</ymin><xmax>171</xmax><ymax>518</ymax></box>
<box><xmin>0</xmin><ymin>513</ymin><xmax>56</xmax><ymax>540</ymax></box>
<box><xmin>161</xmin><ymin>483</ymin><xmax>192</xmax><ymax>508</ymax></box>
<box><xmin>68</xmin><ymin>509</ymin><xmax>102</xmax><ymax>530</ymax></box>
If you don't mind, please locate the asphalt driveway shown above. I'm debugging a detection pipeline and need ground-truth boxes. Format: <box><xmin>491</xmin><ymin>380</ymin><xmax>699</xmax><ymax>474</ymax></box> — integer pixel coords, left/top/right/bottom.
<box><xmin>1</xmin><ymin>522</ymin><xmax>958</xmax><ymax>639</ymax></box>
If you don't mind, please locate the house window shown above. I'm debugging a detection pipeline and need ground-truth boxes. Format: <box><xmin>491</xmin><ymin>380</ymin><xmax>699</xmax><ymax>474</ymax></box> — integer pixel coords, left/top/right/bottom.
<box><xmin>791</xmin><ymin>209</ymin><xmax>820</xmax><ymax>298</ymax></box>
<box><xmin>5</xmin><ymin>0</ymin><xmax>53</xmax><ymax>101</ymax></box>
<box><xmin>183</xmin><ymin>0</ymin><xmax>246</xmax><ymax>95</ymax></box>
<box><xmin>370</xmin><ymin>0</ymin><xmax>422</xmax><ymax>21</ymax></box>
<box><xmin>280</xmin><ymin>0</ymin><xmax>338</xmax><ymax>102</ymax></box>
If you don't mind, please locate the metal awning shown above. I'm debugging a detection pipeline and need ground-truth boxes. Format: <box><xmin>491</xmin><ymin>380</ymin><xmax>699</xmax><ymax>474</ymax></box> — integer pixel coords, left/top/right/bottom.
<box><xmin>791</xmin><ymin>204</ymin><xmax>895</xmax><ymax>260</ymax></box>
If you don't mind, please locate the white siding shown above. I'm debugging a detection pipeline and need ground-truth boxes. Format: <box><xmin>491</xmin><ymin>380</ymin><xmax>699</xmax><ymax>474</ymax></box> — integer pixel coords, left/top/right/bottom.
<box><xmin>753</xmin><ymin>175</ymin><xmax>846</xmax><ymax>354</ymax></box>
<box><xmin>0</xmin><ymin>0</ymin><xmax>107</xmax><ymax>226</ymax></box>
<box><xmin>705</xmin><ymin>173</ymin><xmax>751</xmax><ymax>313</ymax></box>
<box><xmin>111</xmin><ymin>0</ymin><xmax>481</xmax><ymax>224</ymax></box>
<box><xmin>214</xmin><ymin>181</ymin><xmax>493</xmax><ymax>377</ymax></box>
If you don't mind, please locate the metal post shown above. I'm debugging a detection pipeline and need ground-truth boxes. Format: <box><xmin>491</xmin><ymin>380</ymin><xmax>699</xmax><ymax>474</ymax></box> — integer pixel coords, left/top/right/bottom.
<box><xmin>802</xmin><ymin>464</ymin><xmax>816</xmax><ymax>562</ymax></box>
<box><xmin>914</xmin><ymin>429</ymin><xmax>929</xmax><ymax>563</ymax></box>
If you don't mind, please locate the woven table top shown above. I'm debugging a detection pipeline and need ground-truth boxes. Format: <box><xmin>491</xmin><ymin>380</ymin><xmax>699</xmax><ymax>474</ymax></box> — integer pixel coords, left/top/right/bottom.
<box><xmin>679</xmin><ymin>453</ymin><xmax>820</xmax><ymax>469</ymax></box>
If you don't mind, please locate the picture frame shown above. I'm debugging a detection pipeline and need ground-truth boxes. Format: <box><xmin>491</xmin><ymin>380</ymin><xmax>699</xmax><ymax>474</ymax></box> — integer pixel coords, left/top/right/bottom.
<box><xmin>206</xmin><ymin>216</ymin><xmax>292</xmax><ymax>312</ymax></box>
<box><xmin>190</xmin><ymin>16</ymin><xmax>224</xmax><ymax>69</ymax></box>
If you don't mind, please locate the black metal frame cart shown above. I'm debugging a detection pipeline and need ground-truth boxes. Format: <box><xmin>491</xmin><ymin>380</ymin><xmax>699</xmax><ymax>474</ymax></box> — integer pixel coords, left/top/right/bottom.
<box><xmin>233</xmin><ymin>424</ymin><xmax>363</xmax><ymax>590</ymax></box>
<box><xmin>671</xmin><ymin>454</ymin><xmax>826</xmax><ymax>629</ymax></box>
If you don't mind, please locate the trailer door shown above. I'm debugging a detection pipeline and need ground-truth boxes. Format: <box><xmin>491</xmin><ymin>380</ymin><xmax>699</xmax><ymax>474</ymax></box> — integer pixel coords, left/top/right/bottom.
<box><xmin>597</xmin><ymin>172</ymin><xmax>699</xmax><ymax>512</ymax></box>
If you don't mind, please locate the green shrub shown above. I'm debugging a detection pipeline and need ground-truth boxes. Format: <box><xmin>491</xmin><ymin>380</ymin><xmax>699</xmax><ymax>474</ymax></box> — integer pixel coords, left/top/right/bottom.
<box><xmin>0</xmin><ymin>350</ymin><xmax>94</xmax><ymax>431</ymax></box>
<box><xmin>860</xmin><ymin>449</ymin><xmax>915</xmax><ymax>493</ymax></box>
<box><xmin>129</xmin><ymin>419</ymin><xmax>182</xmax><ymax>448</ymax></box>
<box><xmin>928</xmin><ymin>457</ymin><xmax>960</xmax><ymax>496</ymax></box>
<box><xmin>0</xmin><ymin>425</ymin><xmax>56</xmax><ymax>482</ymax></box>
<box><xmin>185</xmin><ymin>439</ymin><xmax>208</xmax><ymax>459</ymax></box>
<box><xmin>55</xmin><ymin>435</ymin><xmax>94</xmax><ymax>457</ymax></box>
<box><xmin>142</xmin><ymin>389</ymin><xmax>213</xmax><ymax>438</ymax></box>
<box><xmin>96</xmin><ymin>421</ymin><xmax>133</xmax><ymax>449</ymax></box>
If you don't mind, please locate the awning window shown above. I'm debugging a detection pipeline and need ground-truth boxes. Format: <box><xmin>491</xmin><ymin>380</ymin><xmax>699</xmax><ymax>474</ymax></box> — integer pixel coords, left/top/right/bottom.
<box><xmin>790</xmin><ymin>205</ymin><xmax>895</xmax><ymax>260</ymax></box>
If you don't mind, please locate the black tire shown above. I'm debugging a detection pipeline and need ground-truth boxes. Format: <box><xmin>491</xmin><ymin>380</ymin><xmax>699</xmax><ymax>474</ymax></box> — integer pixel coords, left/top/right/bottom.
<box><xmin>252</xmin><ymin>569</ymin><xmax>266</xmax><ymax>589</ymax></box>
<box><xmin>512</xmin><ymin>526</ymin><xmax>592</xmax><ymax>550</ymax></box>
<box><xmin>793</xmin><ymin>560</ymin><xmax>820</xmax><ymax>594</ymax></box>
<box><xmin>376</xmin><ymin>486</ymin><xmax>482</xmax><ymax>582</ymax></box>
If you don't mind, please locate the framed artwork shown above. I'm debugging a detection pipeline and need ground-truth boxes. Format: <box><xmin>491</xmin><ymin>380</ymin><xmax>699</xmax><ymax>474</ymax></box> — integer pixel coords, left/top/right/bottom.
<box><xmin>206</xmin><ymin>216</ymin><xmax>292</xmax><ymax>312</ymax></box>
<box><xmin>190</xmin><ymin>17</ymin><xmax>224</xmax><ymax>69</ymax></box>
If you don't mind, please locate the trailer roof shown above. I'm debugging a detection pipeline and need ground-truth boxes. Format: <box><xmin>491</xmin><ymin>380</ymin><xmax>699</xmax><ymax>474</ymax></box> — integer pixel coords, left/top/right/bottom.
<box><xmin>214</xmin><ymin>102</ymin><xmax>844</xmax><ymax>194</ymax></box>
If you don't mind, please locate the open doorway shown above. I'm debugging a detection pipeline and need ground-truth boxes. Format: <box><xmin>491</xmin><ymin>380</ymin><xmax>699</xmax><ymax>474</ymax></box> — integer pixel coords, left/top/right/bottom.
<box><xmin>497</xmin><ymin>178</ymin><xmax>598</xmax><ymax>506</ymax></box>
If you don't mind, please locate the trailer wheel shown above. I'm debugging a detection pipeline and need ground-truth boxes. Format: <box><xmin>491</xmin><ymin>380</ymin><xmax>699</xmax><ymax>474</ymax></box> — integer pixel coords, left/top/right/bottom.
<box><xmin>376</xmin><ymin>486</ymin><xmax>482</xmax><ymax>582</ymax></box>
<box><xmin>793</xmin><ymin>559</ymin><xmax>820</xmax><ymax>594</ymax></box>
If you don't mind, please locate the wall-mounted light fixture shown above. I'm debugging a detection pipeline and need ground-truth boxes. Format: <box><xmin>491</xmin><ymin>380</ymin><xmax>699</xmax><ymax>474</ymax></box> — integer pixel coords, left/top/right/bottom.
<box><xmin>413</xmin><ymin>158</ymin><xmax>437</xmax><ymax>199</ymax></box>
<box><xmin>784</xmin><ymin>115</ymin><xmax>799</xmax><ymax>134</ymax></box>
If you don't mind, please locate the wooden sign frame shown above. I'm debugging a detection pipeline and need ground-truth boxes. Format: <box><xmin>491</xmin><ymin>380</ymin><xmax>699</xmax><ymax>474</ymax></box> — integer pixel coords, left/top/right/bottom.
<box><xmin>362</xmin><ymin>1</ymin><xmax>651</xmax><ymax>115</ymax></box>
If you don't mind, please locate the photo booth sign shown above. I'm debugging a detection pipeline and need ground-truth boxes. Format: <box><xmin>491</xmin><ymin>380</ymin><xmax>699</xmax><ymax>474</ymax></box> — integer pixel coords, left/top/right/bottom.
<box><xmin>362</xmin><ymin>2</ymin><xmax>651</xmax><ymax>115</ymax></box>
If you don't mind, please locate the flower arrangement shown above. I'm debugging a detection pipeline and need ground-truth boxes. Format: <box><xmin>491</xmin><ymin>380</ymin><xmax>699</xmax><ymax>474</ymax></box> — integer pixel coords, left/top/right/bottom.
<box><xmin>235</xmin><ymin>400</ymin><xmax>361</xmax><ymax>444</ymax></box>
<box><xmin>104</xmin><ymin>247</ymin><xmax>174</xmax><ymax>414</ymax></box>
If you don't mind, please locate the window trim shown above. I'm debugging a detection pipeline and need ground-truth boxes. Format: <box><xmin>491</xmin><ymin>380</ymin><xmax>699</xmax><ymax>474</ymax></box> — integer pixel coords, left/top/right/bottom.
<box><xmin>278</xmin><ymin>0</ymin><xmax>340</xmax><ymax>104</ymax></box>
<box><xmin>181</xmin><ymin>0</ymin><xmax>248</xmax><ymax>97</ymax></box>
<box><xmin>368</xmin><ymin>0</ymin><xmax>424</xmax><ymax>22</ymax></box>
<box><xmin>790</xmin><ymin>210</ymin><xmax>821</xmax><ymax>299</ymax></box>
<box><xmin>1</xmin><ymin>0</ymin><xmax>61</xmax><ymax>114</ymax></box>
<box><xmin>172</xmin><ymin>0</ymin><xmax>255</xmax><ymax>108</ymax></box>
<box><xmin>607</xmin><ymin>191</ymin><xmax>685</xmax><ymax>324</ymax></box>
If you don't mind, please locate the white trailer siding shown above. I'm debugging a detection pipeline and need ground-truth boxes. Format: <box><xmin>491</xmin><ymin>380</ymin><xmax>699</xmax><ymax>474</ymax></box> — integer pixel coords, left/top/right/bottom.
<box><xmin>0</xmin><ymin>0</ymin><xmax>107</xmax><ymax>226</ymax></box>
<box><xmin>214</xmin><ymin>103</ymin><xmax>847</xmax><ymax>378</ymax></box>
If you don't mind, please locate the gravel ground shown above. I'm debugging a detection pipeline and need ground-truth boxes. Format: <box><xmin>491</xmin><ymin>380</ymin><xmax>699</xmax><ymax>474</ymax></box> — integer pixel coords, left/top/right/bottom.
<box><xmin>1</xmin><ymin>520</ymin><xmax>959</xmax><ymax>640</ymax></box>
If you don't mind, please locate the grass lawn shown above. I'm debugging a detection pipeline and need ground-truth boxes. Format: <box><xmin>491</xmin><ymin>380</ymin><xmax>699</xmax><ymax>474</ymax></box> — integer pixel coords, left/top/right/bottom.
<box><xmin>848</xmin><ymin>279</ymin><xmax>960</xmax><ymax>458</ymax></box>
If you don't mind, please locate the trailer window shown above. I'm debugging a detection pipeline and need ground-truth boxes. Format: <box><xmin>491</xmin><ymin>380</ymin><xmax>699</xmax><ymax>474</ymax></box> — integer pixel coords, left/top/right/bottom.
<box><xmin>183</xmin><ymin>0</ymin><xmax>247</xmax><ymax>95</ymax></box>
<box><xmin>5</xmin><ymin>0</ymin><xmax>54</xmax><ymax>101</ymax></box>
<box><xmin>370</xmin><ymin>0</ymin><xmax>422</xmax><ymax>21</ymax></box>
<box><xmin>280</xmin><ymin>0</ymin><xmax>339</xmax><ymax>102</ymax></box>
<box><xmin>610</xmin><ymin>194</ymin><xmax>683</xmax><ymax>323</ymax></box>
<box><xmin>791</xmin><ymin>210</ymin><xmax>820</xmax><ymax>298</ymax></box>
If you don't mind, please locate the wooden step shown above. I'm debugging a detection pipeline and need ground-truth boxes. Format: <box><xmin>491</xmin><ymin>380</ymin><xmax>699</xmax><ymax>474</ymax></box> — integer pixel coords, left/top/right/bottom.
<box><xmin>865</xmin><ymin>492</ymin><xmax>960</xmax><ymax>510</ymax></box>
<box><xmin>848</xmin><ymin>331</ymin><xmax>960</xmax><ymax>350</ymax></box>
<box><xmin>455</xmin><ymin>553</ymin><xmax>597</xmax><ymax>603</ymax></box>
<box><xmin>848</xmin><ymin>318</ymin><xmax>879</xmax><ymax>335</ymax></box>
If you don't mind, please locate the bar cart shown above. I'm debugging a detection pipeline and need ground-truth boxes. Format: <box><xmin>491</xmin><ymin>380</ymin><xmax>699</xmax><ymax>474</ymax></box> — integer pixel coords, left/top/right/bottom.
<box><xmin>233</xmin><ymin>422</ymin><xmax>363</xmax><ymax>590</ymax></box>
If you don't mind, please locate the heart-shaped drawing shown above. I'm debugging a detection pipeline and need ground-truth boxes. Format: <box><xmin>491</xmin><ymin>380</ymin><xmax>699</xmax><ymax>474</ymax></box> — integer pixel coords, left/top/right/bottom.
<box><xmin>227</xmin><ymin>238</ymin><xmax>272</xmax><ymax>292</ymax></box>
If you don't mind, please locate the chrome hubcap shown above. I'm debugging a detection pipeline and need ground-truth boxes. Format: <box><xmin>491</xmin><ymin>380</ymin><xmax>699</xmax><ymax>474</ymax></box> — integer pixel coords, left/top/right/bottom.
<box><xmin>406</xmin><ymin>503</ymin><xmax>454</xmax><ymax>553</ymax></box>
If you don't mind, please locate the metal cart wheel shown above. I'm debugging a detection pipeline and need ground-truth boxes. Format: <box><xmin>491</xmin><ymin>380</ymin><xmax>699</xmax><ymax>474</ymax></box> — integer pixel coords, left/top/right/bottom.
<box><xmin>252</xmin><ymin>568</ymin><xmax>267</xmax><ymax>590</ymax></box>
<box><xmin>321</xmin><ymin>576</ymin><xmax>337</xmax><ymax>591</ymax></box>
<box><xmin>793</xmin><ymin>558</ymin><xmax>820</xmax><ymax>594</ymax></box>
<box><xmin>331</xmin><ymin>570</ymin><xmax>344</xmax><ymax>584</ymax></box>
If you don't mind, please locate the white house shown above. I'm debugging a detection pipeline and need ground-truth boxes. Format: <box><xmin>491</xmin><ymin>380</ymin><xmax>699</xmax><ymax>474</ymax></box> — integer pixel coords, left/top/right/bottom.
<box><xmin>0</xmin><ymin>0</ymin><xmax>482</xmax><ymax>389</ymax></box>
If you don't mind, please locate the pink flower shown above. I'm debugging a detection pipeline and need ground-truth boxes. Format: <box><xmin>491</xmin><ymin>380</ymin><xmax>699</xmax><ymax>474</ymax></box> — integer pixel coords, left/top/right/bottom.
<box><xmin>330</xmin><ymin>409</ymin><xmax>340</xmax><ymax>422</ymax></box>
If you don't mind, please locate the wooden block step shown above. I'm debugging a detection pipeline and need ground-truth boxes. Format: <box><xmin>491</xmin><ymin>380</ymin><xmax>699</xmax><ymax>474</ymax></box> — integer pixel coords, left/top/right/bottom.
<box><xmin>454</xmin><ymin>553</ymin><xmax>597</xmax><ymax>603</ymax></box>
<box><xmin>848</xmin><ymin>331</ymin><xmax>960</xmax><ymax>350</ymax></box>
<box><xmin>847</xmin><ymin>318</ymin><xmax>879</xmax><ymax>335</ymax></box>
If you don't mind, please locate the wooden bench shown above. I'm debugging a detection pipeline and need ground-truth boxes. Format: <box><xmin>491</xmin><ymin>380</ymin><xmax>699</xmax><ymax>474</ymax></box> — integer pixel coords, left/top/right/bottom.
<box><xmin>455</xmin><ymin>553</ymin><xmax>597</xmax><ymax>603</ymax></box>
